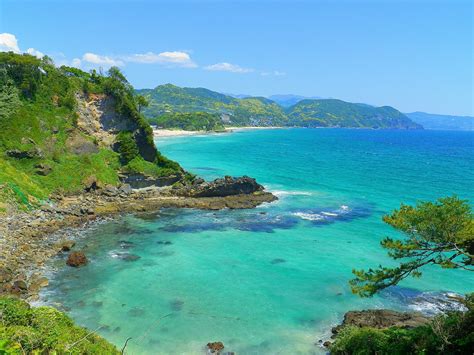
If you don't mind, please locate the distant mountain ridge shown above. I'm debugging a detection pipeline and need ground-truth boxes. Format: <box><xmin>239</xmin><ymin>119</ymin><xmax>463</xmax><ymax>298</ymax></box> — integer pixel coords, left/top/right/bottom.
<box><xmin>137</xmin><ymin>84</ymin><xmax>421</xmax><ymax>129</ymax></box>
<box><xmin>406</xmin><ymin>112</ymin><xmax>473</xmax><ymax>131</ymax></box>
<box><xmin>268</xmin><ymin>94</ymin><xmax>326</xmax><ymax>107</ymax></box>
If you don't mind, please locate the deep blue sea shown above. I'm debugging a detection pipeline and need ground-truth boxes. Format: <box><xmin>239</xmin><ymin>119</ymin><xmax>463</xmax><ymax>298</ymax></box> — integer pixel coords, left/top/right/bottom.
<box><xmin>41</xmin><ymin>129</ymin><xmax>474</xmax><ymax>354</ymax></box>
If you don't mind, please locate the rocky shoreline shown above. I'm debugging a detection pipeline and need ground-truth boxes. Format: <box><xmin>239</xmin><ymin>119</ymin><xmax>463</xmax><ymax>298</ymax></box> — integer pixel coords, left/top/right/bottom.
<box><xmin>0</xmin><ymin>176</ymin><xmax>277</xmax><ymax>302</ymax></box>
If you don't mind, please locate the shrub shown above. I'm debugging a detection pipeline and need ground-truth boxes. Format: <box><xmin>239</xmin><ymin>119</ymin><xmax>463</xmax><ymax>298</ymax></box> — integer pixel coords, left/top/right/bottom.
<box><xmin>0</xmin><ymin>297</ymin><xmax>119</xmax><ymax>354</ymax></box>
<box><xmin>330</xmin><ymin>293</ymin><xmax>474</xmax><ymax>354</ymax></box>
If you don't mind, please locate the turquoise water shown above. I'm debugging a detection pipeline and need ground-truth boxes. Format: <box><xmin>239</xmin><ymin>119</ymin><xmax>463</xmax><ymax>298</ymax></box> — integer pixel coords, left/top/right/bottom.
<box><xmin>41</xmin><ymin>129</ymin><xmax>474</xmax><ymax>354</ymax></box>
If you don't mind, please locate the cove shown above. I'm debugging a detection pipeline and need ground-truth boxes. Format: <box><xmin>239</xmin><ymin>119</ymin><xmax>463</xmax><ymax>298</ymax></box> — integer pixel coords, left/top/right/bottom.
<box><xmin>40</xmin><ymin>128</ymin><xmax>474</xmax><ymax>354</ymax></box>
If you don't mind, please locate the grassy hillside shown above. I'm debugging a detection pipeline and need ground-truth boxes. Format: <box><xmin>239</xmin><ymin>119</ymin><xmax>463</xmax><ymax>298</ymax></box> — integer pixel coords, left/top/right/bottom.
<box><xmin>0</xmin><ymin>296</ymin><xmax>119</xmax><ymax>354</ymax></box>
<box><xmin>136</xmin><ymin>84</ymin><xmax>288</xmax><ymax>126</ymax></box>
<box><xmin>286</xmin><ymin>99</ymin><xmax>422</xmax><ymax>129</ymax></box>
<box><xmin>0</xmin><ymin>52</ymin><xmax>182</xmax><ymax>211</ymax></box>
<box><xmin>137</xmin><ymin>84</ymin><xmax>421</xmax><ymax>129</ymax></box>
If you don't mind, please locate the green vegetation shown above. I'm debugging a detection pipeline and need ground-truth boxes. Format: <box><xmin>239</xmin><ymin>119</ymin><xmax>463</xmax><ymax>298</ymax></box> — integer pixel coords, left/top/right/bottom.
<box><xmin>286</xmin><ymin>99</ymin><xmax>421</xmax><ymax>129</ymax></box>
<box><xmin>137</xmin><ymin>84</ymin><xmax>421</xmax><ymax>129</ymax></box>
<box><xmin>136</xmin><ymin>84</ymin><xmax>288</xmax><ymax>127</ymax></box>
<box><xmin>0</xmin><ymin>296</ymin><xmax>119</xmax><ymax>354</ymax></box>
<box><xmin>332</xmin><ymin>196</ymin><xmax>474</xmax><ymax>354</ymax></box>
<box><xmin>0</xmin><ymin>52</ymin><xmax>182</xmax><ymax>210</ymax></box>
<box><xmin>116</xmin><ymin>131</ymin><xmax>140</xmax><ymax>164</ymax></box>
<box><xmin>350</xmin><ymin>196</ymin><xmax>473</xmax><ymax>297</ymax></box>
<box><xmin>150</xmin><ymin>111</ymin><xmax>225</xmax><ymax>131</ymax></box>
<box><xmin>331</xmin><ymin>294</ymin><xmax>474</xmax><ymax>354</ymax></box>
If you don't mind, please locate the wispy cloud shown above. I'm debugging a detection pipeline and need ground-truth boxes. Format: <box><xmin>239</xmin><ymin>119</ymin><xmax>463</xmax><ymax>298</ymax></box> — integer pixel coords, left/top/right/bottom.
<box><xmin>204</xmin><ymin>62</ymin><xmax>254</xmax><ymax>73</ymax></box>
<box><xmin>261</xmin><ymin>70</ymin><xmax>286</xmax><ymax>77</ymax></box>
<box><xmin>82</xmin><ymin>52</ymin><xmax>124</xmax><ymax>67</ymax></box>
<box><xmin>126</xmin><ymin>51</ymin><xmax>197</xmax><ymax>67</ymax></box>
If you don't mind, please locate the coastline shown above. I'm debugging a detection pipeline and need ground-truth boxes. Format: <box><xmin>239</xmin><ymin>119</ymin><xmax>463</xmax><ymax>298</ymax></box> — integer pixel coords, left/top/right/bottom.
<box><xmin>153</xmin><ymin>126</ymin><xmax>286</xmax><ymax>138</ymax></box>
<box><xmin>0</xmin><ymin>182</ymin><xmax>276</xmax><ymax>302</ymax></box>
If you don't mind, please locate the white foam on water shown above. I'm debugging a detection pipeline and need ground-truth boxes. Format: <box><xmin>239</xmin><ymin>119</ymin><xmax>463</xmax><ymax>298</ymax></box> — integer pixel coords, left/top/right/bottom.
<box><xmin>406</xmin><ymin>292</ymin><xmax>467</xmax><ymax>315</ymax></box>
<box><xmin>292</xmin><ymin>212</ymin><xmax>324</xmax><ymax>221</ymax></box>
<box><xmin>270</xmin><ymin>189</ymin><xmax>314</xmax><ymax>197</ymax></box>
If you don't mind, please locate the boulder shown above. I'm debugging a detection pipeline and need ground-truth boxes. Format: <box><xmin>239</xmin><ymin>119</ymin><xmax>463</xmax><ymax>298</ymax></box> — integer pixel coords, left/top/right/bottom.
<box><xmin>0</xmin><ymin>267</ymin><xmax>13</xmax><ymax>283</ymax></box>
<box><xmin>10</xmin><ymin>280</ymin><xmax>28</xmax><ymax>294</ymax></box>
<box><xmin>83</xmin><ymin>175</ymin><xmax>101</xmax><ymax>192</ymax></box>
<box><xmin>60</xmin><ymin>240</ymin><xmax>76</xmax><ymax>252</ymax></box>
<box><xmin>323</xmin><ymin>341</ymin><xmax>332</xmax><ymax>348</ymax></box>
<box><xmin>35</xmin><ymin>163</ymin><xmax>52</xmax><ymax>176</ymax></box>
<box><xmin>28</xmin><ymin>277</ymin><xmax>49</xmax><ymax>293</ymax></box>
<box><xmin>331</xmin><ymin>309</ymin><xmax>431</xmax><ymax>336</ymax></box>
<box><xmin>207</xmin><ymin>342</ymin><xmax>224</xmax><ymax>353</ymax></box>
<box><xmin>66</xmin><ymin>251</ymin><xmax>88</xmax><ymax>267</ymax></box>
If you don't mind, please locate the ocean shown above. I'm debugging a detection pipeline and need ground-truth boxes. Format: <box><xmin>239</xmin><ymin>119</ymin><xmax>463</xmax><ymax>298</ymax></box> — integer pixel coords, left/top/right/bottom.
<box><xmin>40</xmin><ymin>128</ymin><xmax>474</xmax><ymax>354</ymax></box>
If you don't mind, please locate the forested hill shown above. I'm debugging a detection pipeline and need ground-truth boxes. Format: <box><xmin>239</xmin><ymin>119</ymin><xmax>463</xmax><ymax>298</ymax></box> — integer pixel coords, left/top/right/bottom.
<box><xmin>136</xmin><ymin>84</ymin><xmax>287</xmax><ymax>126</ymax></box>
<box><xmin>137</xmin><ymin>84</ymin><xmax>422</xmax><ymax>129</ymax></box>
<box><xmin>287</xmin><ymin>99</ymin><xmax>422</xmax><ymax>129</ymax></box>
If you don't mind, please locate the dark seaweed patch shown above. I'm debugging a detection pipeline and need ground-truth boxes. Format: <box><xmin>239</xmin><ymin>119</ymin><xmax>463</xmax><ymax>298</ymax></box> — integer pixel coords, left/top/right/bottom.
<box><xmin>271</xmin><ymin>258</ymin><xmax>286</xmax><ymax>264</ymax></box>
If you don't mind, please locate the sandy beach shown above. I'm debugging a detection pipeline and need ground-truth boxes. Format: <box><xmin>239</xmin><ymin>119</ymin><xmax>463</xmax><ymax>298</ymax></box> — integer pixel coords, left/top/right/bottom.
<box><xmin>153</xmin><ymin>126</ymin><xmax>285</xmax><ymax>138</ymax></box>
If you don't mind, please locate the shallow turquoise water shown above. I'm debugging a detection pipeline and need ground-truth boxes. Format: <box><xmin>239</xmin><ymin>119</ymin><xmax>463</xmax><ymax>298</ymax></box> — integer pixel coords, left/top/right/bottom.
<box><xmin>42</xmin><ymin>129</ymin><xmax>474</xmax><ymax>354</ymax></box>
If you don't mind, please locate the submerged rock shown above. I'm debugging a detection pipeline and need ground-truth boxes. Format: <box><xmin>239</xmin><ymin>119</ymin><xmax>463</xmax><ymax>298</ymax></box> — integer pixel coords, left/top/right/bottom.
<box><xmin>110</xmin><ymin>252</ymin><xmax>141</xmax><ymax>262</ymax></box>
<box><xmin>271</xmin><ymin>258</ymin><xmax>286</xmax><ymax>264</ymax></box>
<box><xmin>119</xmin><ymin>240</ymin><xmax>135</xmax><ymax>249</ymax></box>
<box><xmin>156</xmin><ymin>240</ymin><xmax>172</xmax><ymax>245</ymax></box>
<box><xmin>66</xmin><ymin>251</ymin><xmax>88</xmax><ymax>267</ymax></box>
<box><xmin>170</xmin><ymin>299</ymin><xmax>184</xmax><ymax>311</ymax></box>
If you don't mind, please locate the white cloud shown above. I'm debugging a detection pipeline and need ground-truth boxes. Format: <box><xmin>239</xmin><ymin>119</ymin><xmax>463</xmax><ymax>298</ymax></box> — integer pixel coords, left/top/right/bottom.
<box><xmin>71</xmin><ymin>58</ymin><xmax>81</xmax><ymax>68</ymax></box>
<box><xmin>26</xmin><ymin>48</ymin><xmax>44</xmax><ymax>59</ymax></box>
<box><xmin>82</xmin><ymin>52</ymin><xmax>123</xmax><ymax>67</ymax></box>
<box><xmin>204</xmin><ymin>62</ymin><xmax>254</xmax><ymax>73</ymax></box>
<box><xmin>0</xmin><ymin>33</ymin><xmax>20</xmax><ymax>53</ymax></box>
<box><xmin>126</xmin><ymin>51</ymin><xmax>197</xmax><ymax>67</ymax></box>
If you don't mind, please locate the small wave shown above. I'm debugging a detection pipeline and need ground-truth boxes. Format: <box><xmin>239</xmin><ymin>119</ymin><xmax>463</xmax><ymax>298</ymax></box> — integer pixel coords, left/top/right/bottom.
<box><xmin>382</xmin><ymin>287</ymin><xmax>467</xmax><ymax>316</ymax></box>
<box><xmin>406</xmin><ymin>292</ymin><xmax>467</xmax><ymax>315</ymax></box>
<box><xmin>292</xmin><ymin>212</ymin><xmax>324</xmax><ymax>221</ymax></box>
<box><xmin>272</xmin><ymin>190</ymin><xmax>314</xmax><ymax>197</ymax></box>
<box><xmin>321</xmin><ymin>211</ymin><xmax>338</xmax><ymax>217</ymax></box>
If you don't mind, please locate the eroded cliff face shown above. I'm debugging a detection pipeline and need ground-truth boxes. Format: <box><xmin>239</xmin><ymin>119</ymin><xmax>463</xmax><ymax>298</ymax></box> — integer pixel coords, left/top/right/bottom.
<box><xmin>75</xmin><ymin>93</ymin><xmax>157</xmax><ymax>162</ymax></box>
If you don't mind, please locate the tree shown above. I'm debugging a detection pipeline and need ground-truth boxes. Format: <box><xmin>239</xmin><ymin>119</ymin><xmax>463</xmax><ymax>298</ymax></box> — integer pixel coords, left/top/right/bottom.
<box><xmin>135</xmin><ymin>94</ymin><xmax>149</xmax><ymax>114</ymax></box>
<box><xmin>0</xmin><ymin>68</ymin><xmax>21</xmax><ymax>120</ymax></box>
<box><xmin>350</xmin><ymin>196</ymin><xmax>473</xmax><ymax>297</ymax></box>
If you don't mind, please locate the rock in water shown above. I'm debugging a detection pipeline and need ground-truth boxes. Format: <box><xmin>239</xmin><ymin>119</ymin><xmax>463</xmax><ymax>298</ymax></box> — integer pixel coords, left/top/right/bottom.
<box><xmin>207</xmin><ymin>342</ymin><xmax>224</xmax><ymax>353</ymax></box>
<box><xmin>66</xmin><ymin>251</ymin><xmax>88</xmax><ymax>267</ymax></box>
<box><xmin>60</xmin><ymin>240</ymin><xmax>76</xmax><ymax>252</ymax></box>
<box><xmin>182</xmin><ymin>176</ymin><xmax>264</xmax><ymax>198</ymax></box>
<box><xmin>331</xmin><ymin>309</ymin><xmax>431</xmax><ymax>336</ymax></box>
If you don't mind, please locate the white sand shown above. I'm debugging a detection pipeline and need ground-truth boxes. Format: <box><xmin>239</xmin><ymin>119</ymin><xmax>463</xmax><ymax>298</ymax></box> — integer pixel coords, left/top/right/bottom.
<box><xmin>153</xmin><ymin>126</ymin><xmax>285</xmax><ymax>138</ymax></box>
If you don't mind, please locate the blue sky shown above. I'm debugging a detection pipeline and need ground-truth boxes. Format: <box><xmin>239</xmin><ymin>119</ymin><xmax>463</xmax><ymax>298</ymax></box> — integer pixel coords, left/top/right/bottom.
<box><xmin>0</xmin><ymin>0</ymin><xmax>472</xmax><ymax>115</ymax></box>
